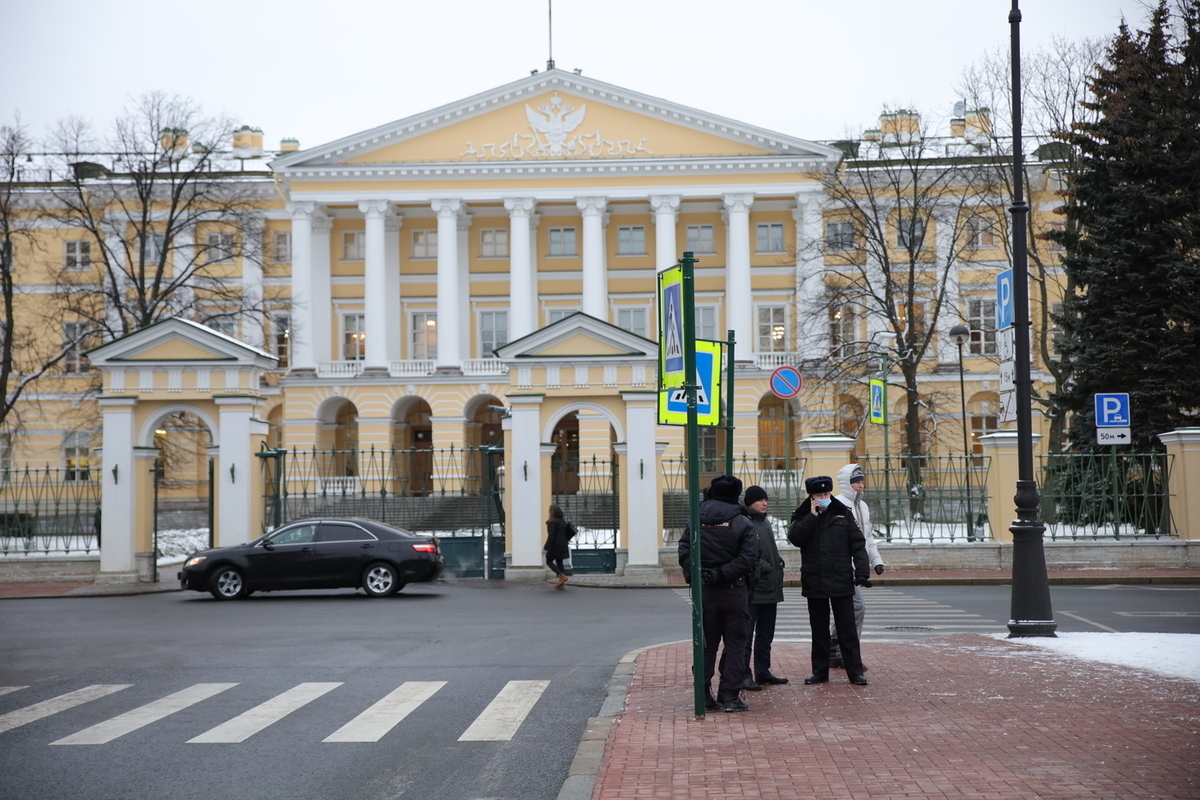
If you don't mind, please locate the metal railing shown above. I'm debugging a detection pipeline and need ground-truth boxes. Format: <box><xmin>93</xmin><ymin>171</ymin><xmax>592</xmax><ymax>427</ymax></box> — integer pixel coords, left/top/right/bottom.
<box><xmin>858</xmin><ymin>454</ymin><xmax>991</xmax><ymax>543</ymax></box>
<box><xmin>1038</xmin><ymin>451</ymin><xmax>1174</xmax><ymax>540</ymax></box>
<box><xmin>0</xmin><ymin>466</ymin><xmax>101</xmax><ymax>556</ymax></box>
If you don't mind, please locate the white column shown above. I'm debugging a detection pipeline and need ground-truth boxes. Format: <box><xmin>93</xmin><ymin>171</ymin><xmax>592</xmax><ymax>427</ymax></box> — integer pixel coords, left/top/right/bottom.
<box><xmin>507</xmin><ymin>395</ymin><xmax>545</xmax><ymax>570</ymax></box>
<box><xmin>723</xmin><ymin>193</ymin><xmax>755</xmax><ymax>354</ymax></box>
<box><xmin>934</xmin><ymin>212</ymin><xmax>959</xmax><ymax>365</ymax></box>
<box><xmin>239</xmin><ymin>220</ymin><xmax>264</xmax><ymax>349</ymax></box>
<box><xmin>794</xmin><ymin>191</ymin><xmax>827</xmax><ymax>352</ymax></box>
<box><xmin>621</xmin><ymin>391</ymin><xmax>664</xmax><ymax>571</ymax></box>
<box><xmin>285</xmin><ymin>202</ymin><xmax>315</xmax><ymax>372</ymax></box>
<box><xmin>529</xmin><ymin>212</ymin><xmax>541</xmax><ymax>325</ymax></box>
<box><xmin>504</xmin><ymin>197</ymin><xmax>536</xmax><ymax>339</ymax></box>
<box><xmin>359</xmin><ymin>199</ymin><xmax>389</xmax><ymax>372</ymax></box>
<box><xmin>99</xmin><ymin>398</ymin><xmax>136</xmax><ymax>576</ymax></box>
<box><xmin>457</xmin><ymin>210</ymin><xmax>472</xmax><ymax>360</ymax></box>
<box><xmin>577</xmin><ymin>196</ymin><xmax>608</xmax><ymax>319</ymax></box>
<box><xmin>311</xmin><ymin>208</ymin><xmax>333</xmax><ymax>364</ymax></box>
<box><xmin>216</xmin><ymin>397</ymin><xmax>266</xmax><ymax>546</ymax></box>
<box><xmin>649</xmin><ymin>194</ymin><xmax>681</xmax><ymax>273</ymax></box>
<box><xmin>384</xmin><ymin>212</ymin><xmax>402</xmax><ymax>364</ymax></box>
<box><xmin>431</xmin><ymin>199</ymin><xmax>462</xmax><ymax>371</ymax></box>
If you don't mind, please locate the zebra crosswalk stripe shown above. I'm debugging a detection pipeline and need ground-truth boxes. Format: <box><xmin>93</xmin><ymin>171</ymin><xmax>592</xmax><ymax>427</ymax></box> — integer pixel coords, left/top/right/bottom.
<box><xmin>0</xmin><ymin>685</ymin><xmax>130</xmax><ymax>735</ymax></box>
<box><xmin>189</xmin><ymin>682</ymin><xmax>343</xmax><ymax>744</ymax></box>
<box><xmin>324</xmin><ymin>681</ymin><xmax>446</xmax><ymax>743</ymax></box>
<box><xmin>0</xmin><ymin>686</ymin><xmax>28</xmax><ymax>699</ymax></box>
<box><xmin>458</xmin><ymin>680</ymin><xmax>549</xmax><ymax>742</ymax></box>
<box><xmin>51</xmin><ymin>683</ymin><xmax>237</xmax><ymax>745</ymax></box>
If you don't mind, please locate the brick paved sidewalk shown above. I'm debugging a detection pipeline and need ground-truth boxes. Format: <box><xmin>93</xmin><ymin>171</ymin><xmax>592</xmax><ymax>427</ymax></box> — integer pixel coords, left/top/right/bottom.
<box><xmin>588</xmin><ymin>635</ymin><xmax>1200</xmax><ymax>800</ymax></box>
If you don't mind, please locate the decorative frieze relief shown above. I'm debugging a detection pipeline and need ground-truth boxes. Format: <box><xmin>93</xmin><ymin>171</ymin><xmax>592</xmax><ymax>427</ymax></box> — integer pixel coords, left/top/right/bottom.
<box><xmin>459</xmin><ymin>94</ymin><xmax>652</xmax><ymax>160</ymax></box>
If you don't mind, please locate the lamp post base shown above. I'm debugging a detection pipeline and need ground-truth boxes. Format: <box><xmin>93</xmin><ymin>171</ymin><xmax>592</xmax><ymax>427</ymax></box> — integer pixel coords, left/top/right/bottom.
<box><xmin>1007</xmin><ymin>479</ymin><xmax>1057</xmax><ymax>638</ymax></box>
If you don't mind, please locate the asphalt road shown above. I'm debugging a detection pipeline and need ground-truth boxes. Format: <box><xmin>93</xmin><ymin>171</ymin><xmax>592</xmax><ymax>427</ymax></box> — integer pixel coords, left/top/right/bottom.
<box><xmin>0</xmin><ymin>581</ymin><xmax>1196</xmax><ymax>800</ymax></box>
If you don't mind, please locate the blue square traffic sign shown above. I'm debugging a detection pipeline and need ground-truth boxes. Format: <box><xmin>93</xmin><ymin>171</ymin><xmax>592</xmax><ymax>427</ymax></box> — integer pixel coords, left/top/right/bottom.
<box><xmin>1094</xmin><ymin>393</ymin><xmax>1131</xmax><ymax>427</ymax></box>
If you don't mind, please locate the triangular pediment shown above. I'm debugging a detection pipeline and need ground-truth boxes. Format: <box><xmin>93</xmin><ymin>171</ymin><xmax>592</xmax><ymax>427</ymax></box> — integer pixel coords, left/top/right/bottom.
<box><xmin>273</xmin><ymin>69</ymin><xmax>840</xmax><ymax>171</ymax></box>
<box><xmin>87</xmin><ymin>317</ymin><xmax>276</xmax><ymax>368</ymax></box>
<box><xmin>496</xmin><ymin>313</ymin><xmax>655</xmax><ymax>361</ymax></box>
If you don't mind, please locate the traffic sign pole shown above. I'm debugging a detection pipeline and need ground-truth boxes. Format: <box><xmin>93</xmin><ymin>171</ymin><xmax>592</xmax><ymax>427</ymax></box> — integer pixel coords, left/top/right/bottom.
<box><xmin>681</xmin><ymin>252</ymin><xmax>706</xmax><ymax>718</ymax></box>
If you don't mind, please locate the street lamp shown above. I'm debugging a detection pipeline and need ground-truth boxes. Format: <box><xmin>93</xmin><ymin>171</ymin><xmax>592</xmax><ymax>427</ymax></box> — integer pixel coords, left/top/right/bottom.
<box><xmin>949</xmin><ymin>325</ymin><xmax>976</xmax><ymax>542</ymax></box>
<box><xmin>873</xmin><ymin>330</ymin><xmax>897</xmax><ymax>540</ymax></box>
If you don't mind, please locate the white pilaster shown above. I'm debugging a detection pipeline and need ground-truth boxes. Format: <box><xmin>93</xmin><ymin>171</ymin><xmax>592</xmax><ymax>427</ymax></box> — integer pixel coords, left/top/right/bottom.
<box><xmin>621</xmin><ymin>391</ymin><xmax>663</xmax><ymax>569</ymax></box>
<box><xmin>529</xmin><ymin>212</ymin><xmax>541</xmax><ymax>326</ymax></box>
<box><xmin>505</xmin><ymin>198</ymin><xmax>536</xmax><ymax>339</ymax></box>
<box><xmin>432</xmin><ymin>199</ymin><xmax>462</xmax><ymax>371</ymax></box>
<box><xmin>457</xmin><ymin>210</ymin><xmax>472</xmax><ymax>360</ymax></box>
<box><xmin>285</xmin><ymin>202</ymin><xmax>315</xmax><ymax>371</ymax></box>
<box><xmin>649</xmin><ymin>194</ymin><xmax>681</xmax><ymax>273</ymax></box>
<box><xmin>507</xmin><ymin>395</ymin><xmax>545</xmax><ymax>569</ymax></box>
<box><xmin>311</xmin><ymin>208</ymin><xmax>333</xmax><ymax>364</ymax></box>
<box><xmin>384</xmin><ymin>212</ymin><xmax>402</xmax><ymax>363</ymax></box>
<box><xmin>723</xmin><ymin>193</ymin><xmax>755</xmax><ymax>353</ymax></box>
<box><xmin>577</xmin><ymin>196</ymin><xmax>608</xmax><ymax>319</ymax></box>
<box><xmin>934</xmin><ymin>213</ymin><xmax>959</xmax><ymax>364</ymax></box>
<box><xmin>794</xmin><ymin>192</ymin><xmax>827</xmax><ymax>352</ymax></box>
<box><xmin>216</xmin><ymin>397</ymin><xmax>266</xmax><ymax>547</ymax></box>
<box><xmin>99</xmin><ymin>398</ymin><xmax>137</xmax><ymax>576</ymax></box>
<box><xmin>359</xmin><ymin>199</ymin><xmax>390</xmax><ymax>371</ymax></box>
<box><xmin>240</xmin><ymin>220</ymin><xmax>264</xmax><ymax>349</ymax></box>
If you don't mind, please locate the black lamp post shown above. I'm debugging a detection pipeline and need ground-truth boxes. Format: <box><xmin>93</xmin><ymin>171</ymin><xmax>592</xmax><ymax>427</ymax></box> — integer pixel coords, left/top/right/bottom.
<box><xmin>1007</xmin><ymin>0</ymin><xmax>1056</xmax><ymax>637</ymax></box>
<box><xmin>948</xmin><ymin>325</ymin><xmax>975</xmax><ymax>542</ymax></box>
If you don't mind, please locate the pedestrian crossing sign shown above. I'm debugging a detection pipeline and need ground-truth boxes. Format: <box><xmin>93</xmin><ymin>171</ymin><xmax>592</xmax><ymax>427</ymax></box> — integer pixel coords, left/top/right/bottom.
<box><xmin>869</xmin><ymin>378</ymin><xmax>886</xmax><ymax>424</ymax></box>
<box><xmin>658</xmin><ymin>265</ymin><xmax>685</xmax><ymax>389</ymax></box>
<box><xmin>657</xmin><ymin>340</ymin><xmax>721</xmax><ymax>426</ymax></box>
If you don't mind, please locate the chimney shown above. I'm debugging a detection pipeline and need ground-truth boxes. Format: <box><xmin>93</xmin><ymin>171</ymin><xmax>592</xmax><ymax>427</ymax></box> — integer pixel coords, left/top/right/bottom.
<box><xmin>863</xmin><ymin>128</ymin><xmax>882</xmax><ymax>142</ymax></box>
<box><xmin>232</xmin><ymin>125</ymin><xmax>264</xmax><ymax>159</ymax></box>
<box><xmin>160</xmin><ymin>128</ymin><xmax>188</xmax><ymax>159</ymax></box>
<box><xmin>880</xmin><ymin>110</ymin><xmax>919</xmax><ymax>145</ymax></box>
<box><xmin>279</xmin><ymin>137</ymin><xmax>300</xmax><ymax>153</ymax></box>
<box><xmin>965</xmin><ymin>108</ymin><xmax>991</xmax><ymax>141</ymax></box>
<box><xmin>950</xmin><ymin>118</ymin><xmax>966</xmax><ymax>137</ymax></box>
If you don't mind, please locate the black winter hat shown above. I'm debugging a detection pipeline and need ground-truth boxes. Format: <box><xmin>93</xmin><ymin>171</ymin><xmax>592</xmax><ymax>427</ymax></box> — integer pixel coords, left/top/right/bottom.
<box><xmin>805</xmin><ymin>475</ymin><xmax>834</xmax><ymax>494</ymax></box>
<box><xmin>743</xmin><ymin>485</ymin><xmax>768</xmax><ymax>506</ymax></box>
<box><xmin>709</xmin><ymin>474</ymin><xmax>743</xmax><ymax>503</ymax></box>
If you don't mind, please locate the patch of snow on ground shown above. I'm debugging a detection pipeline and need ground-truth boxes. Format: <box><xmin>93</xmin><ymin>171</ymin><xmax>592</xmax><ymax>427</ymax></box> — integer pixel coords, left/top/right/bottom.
<box><xmin>992</xmin><ymin>632</ymin><xmax>1200</xmax><ymax>683</ymax></box>
<box><xmin>156</xmin><ymin>528</ymin><xmax>211</xmax><ymax>565</ymax></box>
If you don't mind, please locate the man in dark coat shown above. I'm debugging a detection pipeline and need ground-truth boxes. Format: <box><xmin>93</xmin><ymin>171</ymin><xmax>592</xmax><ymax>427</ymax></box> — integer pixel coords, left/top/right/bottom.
<box><xmin>742</xmin><ymin>485</ymin><xmax>788</xmax><ymax>689</ymax></box>
<box><xmin>787</xmin><ymin>475</ymin><xmax>869</xmax><ymax>686</ymax></box>
<box><xmin>678</xmin><ymin>474</ymin><xmax>759</xmax><ymax>712</ymax></box>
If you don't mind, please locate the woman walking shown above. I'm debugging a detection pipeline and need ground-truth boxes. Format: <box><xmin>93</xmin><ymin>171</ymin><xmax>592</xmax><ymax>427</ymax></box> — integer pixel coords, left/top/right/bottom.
<box><xmin>544</xmin><ymin>505</ymin><xmax>576</xmax><ymax>589</ymax></box>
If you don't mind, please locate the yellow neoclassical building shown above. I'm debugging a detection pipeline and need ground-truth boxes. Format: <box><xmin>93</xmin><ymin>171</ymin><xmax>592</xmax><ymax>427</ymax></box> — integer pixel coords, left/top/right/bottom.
<box><xmin>11</xmin><ymin>67</ymin><xmax>1189</xmax><ymax>584</ymax></box>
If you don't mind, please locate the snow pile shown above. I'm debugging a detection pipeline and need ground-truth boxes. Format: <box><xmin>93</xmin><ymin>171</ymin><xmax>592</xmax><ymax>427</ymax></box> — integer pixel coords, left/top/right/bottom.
<box><xmin>992</xmin><ymin>632</ymin><xmax>1200</xmax><ymax>683</ymax></box>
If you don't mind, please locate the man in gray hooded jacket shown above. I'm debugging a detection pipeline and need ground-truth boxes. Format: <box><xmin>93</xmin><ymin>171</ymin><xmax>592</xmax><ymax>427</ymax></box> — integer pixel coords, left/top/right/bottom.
<box><xmin>830</xmin><ymin>463</ymin><xmax>886</xmax><ymax>668</ymax></box>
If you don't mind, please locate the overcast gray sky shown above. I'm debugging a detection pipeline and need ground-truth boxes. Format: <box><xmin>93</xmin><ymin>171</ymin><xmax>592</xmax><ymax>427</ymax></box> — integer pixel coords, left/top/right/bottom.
<box><xmin>4</xmin><ymin>0</ymin><xmax>1147</xmax><ymax>150</ymax></box>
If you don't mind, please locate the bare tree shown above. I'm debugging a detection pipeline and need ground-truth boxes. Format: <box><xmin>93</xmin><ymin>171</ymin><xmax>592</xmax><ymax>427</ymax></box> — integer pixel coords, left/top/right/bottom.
<box><xmin>42</xmin><ymin>92</ymin><xmax>272</xmax><ymax>341</ymax></box>
<box><xmin>955</xmin><ymin>37</ymin><xmax>1104</xmax><ymax>455</ymax></box>
<box><xmin>1</xmin><ymin>117</ymin><xmax>93</xmax><ymax>432</ymax></box>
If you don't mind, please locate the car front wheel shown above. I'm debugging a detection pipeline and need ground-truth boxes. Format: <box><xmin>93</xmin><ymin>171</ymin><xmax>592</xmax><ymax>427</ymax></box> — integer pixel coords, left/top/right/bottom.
<box><xmin>209</xmin><ymin>566</ymin><xmax>247</xmax><ymax>601</ymax></box>
<box><xmin>362</xmin><ymin>562</ymin><xmax>400</xmax><ymax>597</ymax></box>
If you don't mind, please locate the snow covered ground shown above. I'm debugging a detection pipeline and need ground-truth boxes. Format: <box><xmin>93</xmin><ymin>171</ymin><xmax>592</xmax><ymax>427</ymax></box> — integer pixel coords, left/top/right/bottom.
<box><xmin>992</xmin><ymin>632</ymin><xmax>1200</xmax><ymax>683</ymax></box>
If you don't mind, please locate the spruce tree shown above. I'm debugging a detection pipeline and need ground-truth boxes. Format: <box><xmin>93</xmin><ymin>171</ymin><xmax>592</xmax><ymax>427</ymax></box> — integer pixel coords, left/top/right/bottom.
<box><xmin>1053</xmin><ymin>0</ymin><xmax>1200</xmax><ymax>452</ymax></box>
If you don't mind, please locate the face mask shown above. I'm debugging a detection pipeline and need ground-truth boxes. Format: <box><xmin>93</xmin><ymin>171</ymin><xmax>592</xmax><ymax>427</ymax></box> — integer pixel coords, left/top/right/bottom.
<box><xmin>816</xmin><ymin>497</ymin><xmax>832</xmax><ymax>509</ymax></box>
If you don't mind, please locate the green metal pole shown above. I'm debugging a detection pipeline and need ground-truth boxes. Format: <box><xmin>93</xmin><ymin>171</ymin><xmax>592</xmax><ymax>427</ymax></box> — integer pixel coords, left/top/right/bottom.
<box><xmin>682</xmin><ymin>252</ymin><xmax>706</xmax><ymax>717</ymax></box>
<box><xmin>724</xmin><ymin>329</ymin><xmax>735</xmax><ymax>477</ymax></box>
<box><xmin>882</xmin><ymin>351</ymin><xmax>892</xmax><ymax>541</ymax></box>
<box><xmin>1111</xmin><ymin>445</ymin><xmax>1120</xmax><ymax>540</ymax></box>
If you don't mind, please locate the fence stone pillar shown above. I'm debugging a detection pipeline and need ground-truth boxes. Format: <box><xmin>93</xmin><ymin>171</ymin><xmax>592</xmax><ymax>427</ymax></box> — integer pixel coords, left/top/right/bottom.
<box><xmin>504</xmin><ymin>394</ymin><xmax>546</xmax><ymax>579</ymax></box>
<box><xmin>798</xmin><ymin>434</ymin><xmax>855</xmax><ymax>486</ymax></box>
<box><xmin>979</xmin><ymin>431</ymin><xmax>1042</xmax><ymax>543</ymax></box>
<box><xmin>1158</xmin><ymin>427</ymin><xmax>1200</xmax><ymax>539</ymax></box>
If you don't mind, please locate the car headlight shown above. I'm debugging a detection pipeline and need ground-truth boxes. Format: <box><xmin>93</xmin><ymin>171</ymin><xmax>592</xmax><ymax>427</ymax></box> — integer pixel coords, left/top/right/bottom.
<box><xmin>185</xmin><ymin>556</ymin><xmax>207</xmax><ymax>568</ymax></box>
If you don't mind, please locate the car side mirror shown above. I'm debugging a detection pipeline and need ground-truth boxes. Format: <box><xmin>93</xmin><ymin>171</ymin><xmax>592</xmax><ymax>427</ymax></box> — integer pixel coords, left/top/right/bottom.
<box><xmin>261</xmin><ymin>540</ymin><xmax>274</xmax><ymax>550</ymax></box>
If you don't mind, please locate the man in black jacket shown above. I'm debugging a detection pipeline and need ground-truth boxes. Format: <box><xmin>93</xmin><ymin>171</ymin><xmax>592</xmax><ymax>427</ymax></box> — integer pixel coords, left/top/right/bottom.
<box><xmin>678</xmin><ymin>474</ymin><xmax>759</xmax><ymax>712</ymax></box>
<box><xmin>787</xmin><ymin>475</ymin><xmax>869</xmax><ymax>686</ymax></box>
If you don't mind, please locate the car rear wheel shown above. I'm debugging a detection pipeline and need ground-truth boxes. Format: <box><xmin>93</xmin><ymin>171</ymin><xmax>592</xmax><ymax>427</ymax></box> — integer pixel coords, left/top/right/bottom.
<box><xmin>362</xmin><ymin>562</ymin><xmax>400</xmax><ymax>597</ymax></box>
<box><xmin>209</xmin><ymin>566</ymin><xmax>247</xmax><ymax>601</ymax></box>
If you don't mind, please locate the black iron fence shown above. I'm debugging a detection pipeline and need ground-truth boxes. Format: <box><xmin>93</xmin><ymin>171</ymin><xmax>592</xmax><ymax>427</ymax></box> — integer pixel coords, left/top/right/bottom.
<box><xmin>0</xmin><ymin>466</ymin><xmax>101</xmax><ymax>556</ymax></box>
<box><xmin>1038</xmin><ymin>451</ymin><xmax>1174</xmax><ymax>539</ymax></box>
<box><xmin>858</xmin><ymin>454</ymin><xmax>991</xmax><ymax>543</ymax></box>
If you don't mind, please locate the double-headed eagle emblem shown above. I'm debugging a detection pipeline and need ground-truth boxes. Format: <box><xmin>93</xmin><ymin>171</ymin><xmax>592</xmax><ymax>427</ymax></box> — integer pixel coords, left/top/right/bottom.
<box><xmin>525</xmin><ymin>94</ymin><xmax>587</xmax><ymax>156</ymax></box>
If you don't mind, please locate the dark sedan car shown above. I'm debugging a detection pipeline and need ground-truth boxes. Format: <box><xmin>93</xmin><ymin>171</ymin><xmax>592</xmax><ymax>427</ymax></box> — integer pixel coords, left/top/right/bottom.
<box><xmin>179</xmin><ymin>518</ymin><xmax>443</xmax><ymax>600</ymax></box>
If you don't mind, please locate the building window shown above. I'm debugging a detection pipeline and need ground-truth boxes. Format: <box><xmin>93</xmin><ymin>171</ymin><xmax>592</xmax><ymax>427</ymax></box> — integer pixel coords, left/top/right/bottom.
<box><xmin>547</xmin><ymin>308</ymin><xmax>577</xmax><ymax>325</ymax></box>
<box><xmin>1047</xmin><ymin>222</ymin><xmax>1066</xmax><ymax>253</ymax></box>
<box><xmin>825</xmin><ymin>221</ymin><xmax>855</xmax><ymax>252</ymax></box>
<box><xmin>756</xmin><ymin>306</ymin><xmax>787</xmax><ymax>353</ymax></box>
<box><xmin>548</xmin><ymin>227</ymin><xmax>577</xmax><ymax>257</ymax></box>
<box><xmin>61</xmin><ymin>321</ymin><xmax>89</xmax><ymax>373</ymax></box>
<box><xmin>897</xmin><ymin>217</ymin><xmax>926</xmax><ymax>250</ymax></box>
<box><xmin>64</xmin><ymin>431</ymin><xmax>91</xmax><ymax>482</ymax></box>
<box><xmin>140</xmin><ymin>232</ymin><xmax>166</xmax><ymax>265</ymax></box>
<box><xmin>342</xmin><ymin>231</ymin><xmax>365</xmax><ymax>261</ymax></box>
<box><xmin>342</xmin><ymin>313</ymin><xmax>365</xmax><ymax>360</ymax></box>
<box><xmin>966</xmin><ymin>216</ymin><xmax>996</xmax><ymax>249</ymax></box>
<box><xmin>966</xmin><ymin>298</ymin><xmax>997</xmax><ymax>355</ymax></box>
<box><xmin>64</xmin><ymin>240</ymin><xmax>91</xmax><ymax>270</ymax></box>
<box><xmin>480</xmin><ymin>229</ymin><xmax>509</xmax><ymax>258</ymax></box>
<box><xmin>695</xmin><ymin>305</ymin><xmax>718</xmax><ymax>341</ymax></box>
<box><xmin>0</xmin><ymin>432</ymin><xmax>11</xmax><ymax>483</ymax></box>
<box><xmin>616</xmin><ymin>307</ymin><xmax>647</xmax><ymax>338</ymax></box>
<box><xmin>970</xmin><ymin>399</ymin><xmax>999</xmax><ymax>461</ymax></box>
<box><xmin>412</xmin><ymin>313</ymin><xmax>437</xmax><ymax>359</ymax></box>
<box><xmin>480</xmin><ymin>310</ymin><xmax>508</xmax><ymax>356</ymax></box>
<box><xmin>685</xmin><ymin>225</ymin><xmax>715</xmax><ymax>254</ymax></box>
<box><xmin>205</xmin><ymin>232</ymin><xmax>235</xmax><ymax>263</ymax></box>
<box><xmin>271</xmin><ymin>312</ymin><xmax>290</xmax><ymax>369</ymax></box>
<box><xmin>756</xmin><ymin>223</ymin><xmax>785</xmax><ymax>253</ymax></box>
<box><xmin>698</xmin><ymin>427</ymin><xmax>723</xmax><ymax>474</ymax></box>
<box><xmin>202</xmin><ymin>314</ymin><xmax>237</xmax><ymax>338</ymax></box>
<box><xmin>896</xmin><ymin>302</ymin><xmax>927</xmax><ymax>341</ymax></box>
<box><xmin>273</xmin><ymin>231</ymin><xmax>292</xmax><ymax>263</ymax></box>
<box><xmin>830</xmin><ymin>307</ymin><xmax>858</xmax><ymax>358</ymax></box>
<box><xmin>412</xmin><ymin>230</ymin><xmax>438</xmax><ymax>259</ymax></box>
<box><xmin>616</xmin><ymin>226</ymin><xmax>646</xmax><ymax>256</ymax></box>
